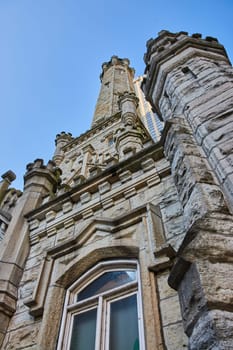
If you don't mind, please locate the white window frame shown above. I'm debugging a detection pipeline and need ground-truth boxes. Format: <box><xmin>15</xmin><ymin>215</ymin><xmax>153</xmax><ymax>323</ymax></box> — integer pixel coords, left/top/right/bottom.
<box><xmin>57</xmin><ymin>259</ymin><xmax>145</xmax><ymax>350</ymax></box>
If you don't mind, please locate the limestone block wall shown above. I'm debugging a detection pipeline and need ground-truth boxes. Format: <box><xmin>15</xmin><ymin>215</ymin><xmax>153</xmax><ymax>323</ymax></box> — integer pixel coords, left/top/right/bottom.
<box><xmin>54</xmin><ymin>112</ymin><xmax>151</xmax><ymax>188</ymax></box>
<box><xmin>2</xmin><ymin>142</ymin><xmax>187</xmax><ymax>350</ymax></box>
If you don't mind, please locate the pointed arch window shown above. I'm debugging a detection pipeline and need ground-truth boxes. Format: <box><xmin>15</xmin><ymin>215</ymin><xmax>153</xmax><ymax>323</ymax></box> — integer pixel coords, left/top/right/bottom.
<box><xmin>57</xmin><ymin>260</ymin><xmax>145</xmax><ymax>350</ymax></box>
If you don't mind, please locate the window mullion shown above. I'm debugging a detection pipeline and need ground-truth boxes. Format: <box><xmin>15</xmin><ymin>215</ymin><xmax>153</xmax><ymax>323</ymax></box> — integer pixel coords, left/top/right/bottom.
<box><xmin>137</xmin><ymin>263</ymin><xmax>146</xmax><ymax>350</ymax></box>
<box><xmin>104</xmin><ymin>298</ymin><xmax>111</xmax><ymax>350</ymax></box>
<box><xmin>95</xmin><ymin>296</ymin><xmax>103</xmax><ymax>350</ymax></box>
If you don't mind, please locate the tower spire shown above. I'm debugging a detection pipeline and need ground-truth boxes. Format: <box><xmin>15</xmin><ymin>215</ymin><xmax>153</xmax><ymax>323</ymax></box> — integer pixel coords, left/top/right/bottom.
<box><xmin>92</xmin><ymin>56</ymin><xmax>135</xmax><ymax>127</ymax></box>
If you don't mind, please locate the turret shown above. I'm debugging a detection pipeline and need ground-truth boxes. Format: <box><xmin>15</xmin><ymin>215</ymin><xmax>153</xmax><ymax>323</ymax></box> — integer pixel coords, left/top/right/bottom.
<box><xmin>142</xmin><ymin>30</ymin><xmax>233</xmax><ymax>209</ymax></box>
<box><xmin>143</xmin><ymin>30</ymin><xmax>233</xmax><ymax>349</ymax></box>
<box><xmin>114</xmin><ymin>91</ymin><xmax>145</xmax><ymax>160</ymax></box>
<box><xmin>0</xmin><ymin>159</ymin><xmax>61</xmax><ymax>346</ymax></box>
<box><xmin>92</xmin><ymin>56</ymin><xmax>135</xmax><ymax>127</ymax></box>
<box><xmin>53</xmin><ymin>132</ymin><xmax>73</xmax><ymax>166</ymax></box>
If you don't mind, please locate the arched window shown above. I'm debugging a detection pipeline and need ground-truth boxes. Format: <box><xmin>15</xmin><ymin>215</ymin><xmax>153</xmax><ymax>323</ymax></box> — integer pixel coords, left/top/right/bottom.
<box><xmin>57</xmin><ymin>260</ymin><xmax>145</xmax><ymax>350</ymax></box>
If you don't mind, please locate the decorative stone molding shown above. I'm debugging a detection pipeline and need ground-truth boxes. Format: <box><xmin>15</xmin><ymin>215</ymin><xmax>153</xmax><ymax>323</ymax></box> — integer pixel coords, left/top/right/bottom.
<box><xmin>98</xmin><ymin>181</ymin><xmax>111</xmax><ymax>194</ymax></box>
<box><xmin>24</xmin><ymin>257</ymin><xmax>54</xmax><ymax>317</ymax></box>
<box><xmin>80</xmin><ymin>192</ymin><xmax>91</xmax><ymax>204</ymax></box>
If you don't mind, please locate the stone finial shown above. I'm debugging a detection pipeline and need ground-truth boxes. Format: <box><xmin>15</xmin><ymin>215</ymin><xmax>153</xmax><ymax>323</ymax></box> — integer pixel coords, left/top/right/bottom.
<box><xmin>1</xmin><ymin>170</ymin><xmax>16</xmax><ymax>184</ymax></box>
<box><xmin>0</xmin><ymin>170</ymin><xmax>17</xmax><ymax>205</ymax></box>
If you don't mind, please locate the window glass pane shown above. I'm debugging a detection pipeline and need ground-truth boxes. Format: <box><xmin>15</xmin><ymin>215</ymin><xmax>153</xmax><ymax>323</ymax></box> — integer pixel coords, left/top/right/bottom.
<box><xmin>70</xmin><ymin>308</ymin><xmax>97</xmax><ymax>350</ymax></box>
<box><xmin>109</xmin><ymin>294</ymin><xmax>139</xmax><ymax>350</ymax></box>
<box><xmin>77</xmin><ymin>270</ymin><xmax>136</xmax><ymax>301</ymax></box>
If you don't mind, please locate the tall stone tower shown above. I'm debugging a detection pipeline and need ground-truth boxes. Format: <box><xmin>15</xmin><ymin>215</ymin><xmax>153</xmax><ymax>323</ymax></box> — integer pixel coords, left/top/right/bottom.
<box><xmin>0</xmin><ymin>31</ymin><xmax>232</xmax><ymax>350</ymax></box>
<box><xmin>143</xmin><ymin>30</ymin><xmax>233</xmax><ymax>349</ymax></box>
<box><xmin>92</xmin><ymin>56</ymin><xmax>135</xmax><ymax>127</ymax></box>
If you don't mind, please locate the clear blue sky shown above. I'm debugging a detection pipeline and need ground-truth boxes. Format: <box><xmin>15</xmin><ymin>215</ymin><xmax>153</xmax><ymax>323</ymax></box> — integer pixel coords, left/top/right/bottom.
<box><xmin>1</xmin><ymin>0</ymin><xmax>233</xmax><ymax>190</ymax></box>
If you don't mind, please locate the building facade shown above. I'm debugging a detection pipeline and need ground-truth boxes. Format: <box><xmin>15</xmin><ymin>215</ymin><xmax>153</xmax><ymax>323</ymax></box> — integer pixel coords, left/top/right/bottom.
<box><xmin>0</xmin><ymin>31</ymin><xmax>233</xmax><ymax>349</ymax></box>
<box><xmin>134</xmin><ymin>76</ymin><xmax>164</xmax><ymax>142</ymax></box>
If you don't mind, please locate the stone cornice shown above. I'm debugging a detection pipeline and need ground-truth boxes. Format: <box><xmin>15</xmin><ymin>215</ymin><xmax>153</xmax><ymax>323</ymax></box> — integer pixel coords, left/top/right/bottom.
<box><xmin>25</xmin><ymin>143</ymin><xmax>168</xmax><ymax>221</ymax></box>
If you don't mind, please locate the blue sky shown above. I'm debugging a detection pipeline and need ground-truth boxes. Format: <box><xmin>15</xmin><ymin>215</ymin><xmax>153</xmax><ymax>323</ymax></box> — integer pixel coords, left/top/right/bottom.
<box><xmin>1</xmin><ymin>0</ymin><xmax>233</xmax><ymax>190</ymax></box>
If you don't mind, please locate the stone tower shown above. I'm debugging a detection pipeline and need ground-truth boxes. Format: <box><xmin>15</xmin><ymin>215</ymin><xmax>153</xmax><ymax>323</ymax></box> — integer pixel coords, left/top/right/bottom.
<box><xmin>92</xmin><ymin>56</ymin><xmax>135</xmax><ymax>127</ymax></box>
<box><xmin>143</xmin><ymin>30</ymin><xmax>233</xmax><ymax>349</ymax></box>
<box><xmin>0</xmin><ymin>31</ymin><xmax>232</xmax><ymax>350</ymax></box>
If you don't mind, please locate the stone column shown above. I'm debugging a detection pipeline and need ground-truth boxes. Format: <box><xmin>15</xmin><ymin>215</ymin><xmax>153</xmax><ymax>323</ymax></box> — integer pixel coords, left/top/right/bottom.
<box><xmin>143</xmin><ymin>30</ymin><xmax>233</xmax><ymax>349</ymax></box>
<box><xmin>0</xmin><ymin>159</ymin><xmax>60</xmax><ymax>346</ymax></box>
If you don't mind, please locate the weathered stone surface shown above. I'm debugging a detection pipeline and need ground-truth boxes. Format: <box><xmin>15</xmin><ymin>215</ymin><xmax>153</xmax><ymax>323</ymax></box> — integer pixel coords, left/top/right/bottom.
<box><xmin>3</xmin><ymin>322</ymin><xmax>40</xmax><ymax>350</ymax></box>
<box><xmin>157</xmin><ymin>272</ymin><xmax>177</xmax><ymax>299</ymax></box>
<box><xmin>163</xmin><ymin>322</ymin><xmax>188</xmax><ymax>350</ymax></box>
<box><xmin>1</xmin><ymin>31</ymin><xmax>233</xmax><ymax>350</ymax></box>
<box><xmin>188</xmin><ymin>310</ymin><xmax>233</xmax><ymax>350</ymax></box>
<box><xmin>160</xmin><ymin>294</ymin><xmax>182</xmax><ymax>326</ymax></box>
<box><xmin>143</xmin><ymin>30</ymin><xmax>233</xmax><ymax>349</ymax></box>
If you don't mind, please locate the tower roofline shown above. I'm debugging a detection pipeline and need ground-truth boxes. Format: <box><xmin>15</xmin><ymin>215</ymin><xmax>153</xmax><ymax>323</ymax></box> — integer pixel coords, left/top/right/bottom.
<box><xmin>100</xmin><ymin>55</ymin><xmax>135</xmax><ymax>81</ymax></box>
<box><xmin>143</xmin><ymin>30</ymin><xmax>230</xmax><ymax>65</ymax></box>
